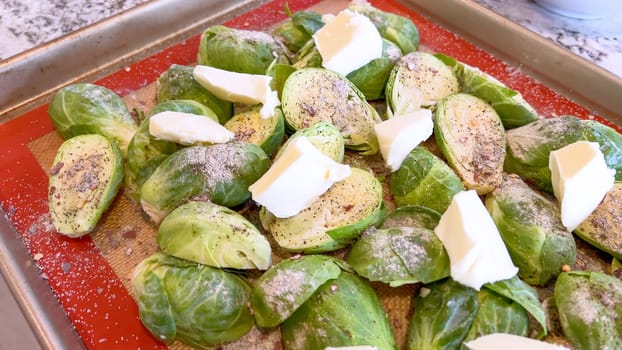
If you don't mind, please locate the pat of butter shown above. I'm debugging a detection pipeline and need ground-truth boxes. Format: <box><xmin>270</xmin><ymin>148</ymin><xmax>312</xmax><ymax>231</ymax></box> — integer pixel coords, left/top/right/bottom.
<box><xmin>149</xmin><ymin>111</ymin><xmax>234</xmax><ymax>145</ymax></box>
<box><xmin>249</xmin><ymin>136</ymin><xmax>351</xmax><ymax>218</ymax></box>
<box><xmin>312</xmin><ymin>9</ymin><xmax>383</xmax><ymax>76</ymax></box>
<box><xmin>192</xmin><ymin>65</ymin><xmax>280</xmax><ymax>118</ymax></box>
<box><xmin>374</xmin><ymin>109</ymin><xmax>434</xmax><ymax>172</ymax></box>
<box><xmin>434</xmin><ymin>190</ymin><xmax>518</xmax><ymax>290</ymax></box>
<box><xmin>464</xmin><ymin>333</ymin><xmax>570</xmax><ymax>350</ymax></box>
<box><xmin>549</xmin><ymin>141</ymin><xmax>615</xmax><ymax>231</ymax></box>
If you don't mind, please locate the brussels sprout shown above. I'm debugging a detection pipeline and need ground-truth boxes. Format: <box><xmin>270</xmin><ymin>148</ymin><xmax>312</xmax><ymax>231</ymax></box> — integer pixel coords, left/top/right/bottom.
<box><xmin>435</xmin><ymin>54</ymin><xmax>538</xmax><ymax>129</ymax></box>
<box><xmin>485</xmin><ymin>174</ymin><xmax>576</xmax><ymax>285</ymax></box>
<box><xmin>349</xmin><ymin>4</ymin><xmax>420</xmax><ymax>54</ymax></box>
<box><xmin>347</xmin><ymin>226</ymin><xmax>450</xmax><ymax>286</ymax></box>
<box><xmin>434</xmin><ymin>93</ymin><xmax>506</xmax><ymax>195</ymax></box>
<box><xmin>48</xmin><ymin>134</ymin><xmax>123</xmax><ymax>237</ymax></box>
<box><xmin>197</xmin><ymin>25</ymin><xmax>290</xmax><ymax>75</ymax></box>
<box><xmin>48</xmin><ymin>83</ymin><xmax>137</xmax><ymax>157</ymax></box>
<box><xmin>385</xmin><ymin>52</ymin><xmax>459</xmax><ymax>116</ymax></box>
<box><xmin>484</xmin><ymin>276</ymin><xmax>548</xmax><ymax>338</ymax></box>
<box><xmin>282</xmin><ymin>270</ymin><xmax>396</xmax><ymax>350</ymax></box>
<box><xmin>612</xmin><ymin>257</ymin><xmax>622</xmax><ymax>278</ymax></box>
<box><xmin>272</xmin><ymin>9</ymin><xmax>324</xmax><ymax>52</ymax></box>
<box><xmin>391</xmin><ymin>146</ymin><xmax>465</xmax><ymax>213</ymax></box>
<box><xmin>266</xmin><ymin>167</ymin><xmax>385</xmax><ymax>253</ymax></box>
<box><xmin>504</xmin><ymin>116</ymin><xmax>622</xmax><ymax>192</ymax></box>
<box><xmin>251</xmin><ymin>255</ymin><xmax>343</xmax><ymax>328</ymax></box>
<box><xmin>131</xmin><ymin>252</ymin><xmax>253</xmax><ymax>347</ymax></box>
<box><xmin>224</xmin><ymin>105</ymin><xmax>285</xmax><ymax>157</ymax></box>
<box><xmin>276</xmin><ymin>121</ymin><xmax>345</xmax><ymax>162</ymax></box>
<box><xmin>140</xmin><ymin>142</ymin><xmax>270</xmax><ymax>223</ymax></box>
<box><xmin>554</xmin><ymin>270</ymin><xmax>622</xmax><ymax>350</ymax></box>
<box><xmin>157</xmin><ymin>201</ymin><xmax>271</xmax><ymax>270</ymax></box>
<box><xmin>156</xmin><ymin>64</ymin><xmax>234</xmax><ymax>124</ymax></box>
<box><xmin>407</xmin><ymin>278</ymin><xmax>478</xmax><ymax>350</ymax></box>
<box><xmin>464</xmin><ymin>289</ymin><xmax>529</xmax><ymax>342</ymax></box>
<box><xmin>125</xmin><ymin>100</ymin><xmax>218</xmax><ymax>201</ymax></box>
<box><xmin>281</xmin><ymin>68</ymin><xmax>382</xmax><ymax>154</ymax></box>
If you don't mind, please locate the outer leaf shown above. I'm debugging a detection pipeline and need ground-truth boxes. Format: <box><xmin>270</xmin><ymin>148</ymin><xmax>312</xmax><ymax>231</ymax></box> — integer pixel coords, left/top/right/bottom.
<box><xmin>464</xmin><ymin>289</ymin><xmax>529</xmax><ymax>342</ymax></box>
<box><xmin>251</xmin><ymin>255</ymin><xmax>343</xmax><ymax>328</ymax></box>
<box><xmin>407</xmin><ymin>278</ymin><xmax>478</xmax><ymax>350</ymax></box>
<box><xmin>272</xmin><ymin>10</ymin><xmax>324</xmax><ymax>52</ymax></box>
<box><xmin>391</xmin><ymin>146</ymin><xmax>465</xmax><ymax>213</ymax></box>
<box><xmin>485</xmin><ymin>276</ymin><xmax>548</xmax><ymax>338</ymax></box>
<box><xmin>555</xmin><ymin>271</ymin><xmax>622</xmax><ymax>350</ymax></box>
<box><xmin>282</xmin><ymin>271</ymin><xmax>396</xmax><ymax>350</ymax></box>
<box><xmin>380</xmin><ymin>205</ymin><xmax>442</xmax><ymax>231</ymax></box>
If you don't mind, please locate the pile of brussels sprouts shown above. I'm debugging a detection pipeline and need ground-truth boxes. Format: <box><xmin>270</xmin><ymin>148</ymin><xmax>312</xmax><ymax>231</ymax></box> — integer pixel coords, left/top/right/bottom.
<box><xmin>45</xmin><ymin>3</ymin><xmax>622</xmax><ymax>350</ymax></box>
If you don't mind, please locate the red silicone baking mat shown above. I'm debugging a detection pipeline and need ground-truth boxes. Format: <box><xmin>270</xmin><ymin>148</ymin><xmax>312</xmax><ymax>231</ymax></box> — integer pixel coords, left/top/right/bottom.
<box><xmin>0</xmin><ymin>0</ymin><xmax>620</xmax><ymax>349</ymax></box>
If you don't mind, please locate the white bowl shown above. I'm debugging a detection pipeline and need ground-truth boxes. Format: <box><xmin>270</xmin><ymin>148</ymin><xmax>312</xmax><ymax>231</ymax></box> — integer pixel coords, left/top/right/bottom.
<box><xmin>534</xmin><ymin>0</ymin><xmax>622</xmax><ymax>19</ymax></box>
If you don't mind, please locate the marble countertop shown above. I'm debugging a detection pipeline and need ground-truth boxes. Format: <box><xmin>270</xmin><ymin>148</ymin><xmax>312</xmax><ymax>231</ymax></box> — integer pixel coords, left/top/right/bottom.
<box><xmin>1</xmin><ymin>0</ymin><xmax>621</xmax><ymax>78</ymax></box>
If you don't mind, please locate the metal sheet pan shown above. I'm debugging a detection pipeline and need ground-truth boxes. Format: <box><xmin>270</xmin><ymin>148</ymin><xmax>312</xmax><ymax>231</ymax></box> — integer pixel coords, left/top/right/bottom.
<box><xmin>0</xmin><ymin>0</ymin><xmax>620</xmax><ymax>349</ymax></box>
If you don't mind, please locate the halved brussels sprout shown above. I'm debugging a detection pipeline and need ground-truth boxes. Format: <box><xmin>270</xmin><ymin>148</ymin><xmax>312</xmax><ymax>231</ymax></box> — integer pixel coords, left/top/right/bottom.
<box><xmin>140</xmin><ymin>142</ymin><xmax>270</xmax><ymax>223</ymax></box>
<box><xmin>385</xmin><ymin>52</ymin><xmax>459</xmax><ymax>116</ymax></box>
<box><xmin>48</xmin><ymin>83</ymin><xmax>137</xmax><ymax>157</ymax></box>
<box><xmin>265</xmin><ymin>167</ymin><xmax>385</xmax><ymax>253</ymax></box>
<box><xmin>407</xmin><ymin>278</ymin><xmax>478</xmax><ymax>350</ymax></box>
<box><xmin>464</xmin><ymin>289</ymin><xmax>529</xmax><ymax>342</ymax></box>
<box><xmin>504</xmin><ymin>116</ymin><xmax>622</xmax><ymax>192</ymax></box>
<box><xmin>379</xmin><ymin>205</ymin><xmax>441</xmax><ymax>231</ymax></box>
<box><xmin>224</xmin><ymin>105</ymin><xmax>285</xmax><ymax>157</ymax></box>
<box><xmin>251</xmin><ymin>255</ymin><xmax>343</xmax><ymax>328</ymax></box>
<box><xmin>272</xmin><ymin>9</ymin><xmax>324</xmax><ymax>52</ymax></box>
<box><xmin>197</xmin><ymin>25</ymin><xmax>290</xmax><ymax>75</ymax></box>
<box><xmin>347</xmin><ymin>226</ymin><xmax>450</xmax><ymax>286</ymax></box>
<box><xmin>125</xmin><ymin>100</ymin><xmax>218</xmax><ymax>201</ymax></box>
<box><xmin>435</xmin><ymin>53</ymin><xmax>538</xmax><ymax>129</ymax></box>
<box><xmin>575</xmin><ymin>182</ymin><xmax>622</xmax><ymax>259</ymax></box>
<box><xmin>349</xmin><ymin>4</ymin><xmax>420</xmax><ymax>54</ymax></box>
<box><xmin>157</xmin><ymin>201</ymin><xmax>271</xmax><ymax>270</ymax></box>
<box><xmin>391</xmin><ymin>146</ymin><xmax>465</xmax><ymax>213</ymax></box>
<box><xmin>281</xmin><ymin>270</ymin><xmax>396</xmax><ymax>350</ymax></box>
<box><xmin>485</xmin><ymin>174</ymin><xmax>576</xmax><ymax>285</ymax></box>
<box><xmin>276</xmin><ymin>121</ymin><xmax>345</xmax><ymax>162</ymax></box>
<box><xmin>156</xmin><ymin>64</ymin><xmax>234</xmax><ymax>124</ymax></box>
<box><xmin>131</xmin><ymin>252</ymin><xmax>253</xmax><ymax>347</ymax></box>
<box><xmin>281</xmin><ymin>68</ymin><xmax>382</xmax><ymax>154</ymax></box>
<box><xmin>555</xmin><ymin>271</ymin><xmax>622</xmax><ymax>350</ymax></box>
<box><xmin>434</xmin><ymin>93</ymin><xmax>506</xmax><ymax>195</ymax></box>
<box><xmin>48</xmin><ymin>134</ymin><xmax>123</xmax><ymax>237</ymax></box>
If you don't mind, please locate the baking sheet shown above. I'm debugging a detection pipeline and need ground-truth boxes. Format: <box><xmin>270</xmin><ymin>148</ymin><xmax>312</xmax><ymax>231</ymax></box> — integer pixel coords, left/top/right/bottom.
<box><xmin>0</xmin><ymin>0</ymin><xmax>621</xmax><ymax>349</ymax></box>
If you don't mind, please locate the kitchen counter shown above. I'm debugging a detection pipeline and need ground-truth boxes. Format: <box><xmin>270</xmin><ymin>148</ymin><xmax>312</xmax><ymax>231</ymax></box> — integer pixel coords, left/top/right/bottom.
<box><xmin>1</xmin><ymin>0</ymin><xmax>621</xmax><ymax>78</ymax></box>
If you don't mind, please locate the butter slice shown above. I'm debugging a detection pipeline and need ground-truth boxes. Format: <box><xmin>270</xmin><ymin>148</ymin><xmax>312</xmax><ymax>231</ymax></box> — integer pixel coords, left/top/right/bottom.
<box><xmin>192</xmin><ymin>65</ymin><xmax>280</xmax><ymax>118</ymax></box>
<box><xmin>374</xmin><ymin>109</ymin><xmax>433</xmax><ymax>172</ymax></box>
<box><xmin>434</xmin><ymin>190</ymin><xmax>518</xmax><ymax>290</ymax></box>
<box><xmin>149</xmin><ymin>111</ymin><xmax>234</xmax><ymax>145</ymax></box>
<box><xmin>249</xmin><ymin>136</ymin><xmax>351</xmax><ymax>218</ymax></box>
<box><xmin>464</xmin><ymin>333</ymin><xmax>569</xmax><ymax>350</ymax></box>
<box><xmin>549</xmin><ymin>141</ymin><xmax>615</xmax><ymax>231</ymax></box>
<box><xmin>313</xmin><ymin>9</ymin><xmax>383</xmax><ymax>76</ymax></box>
